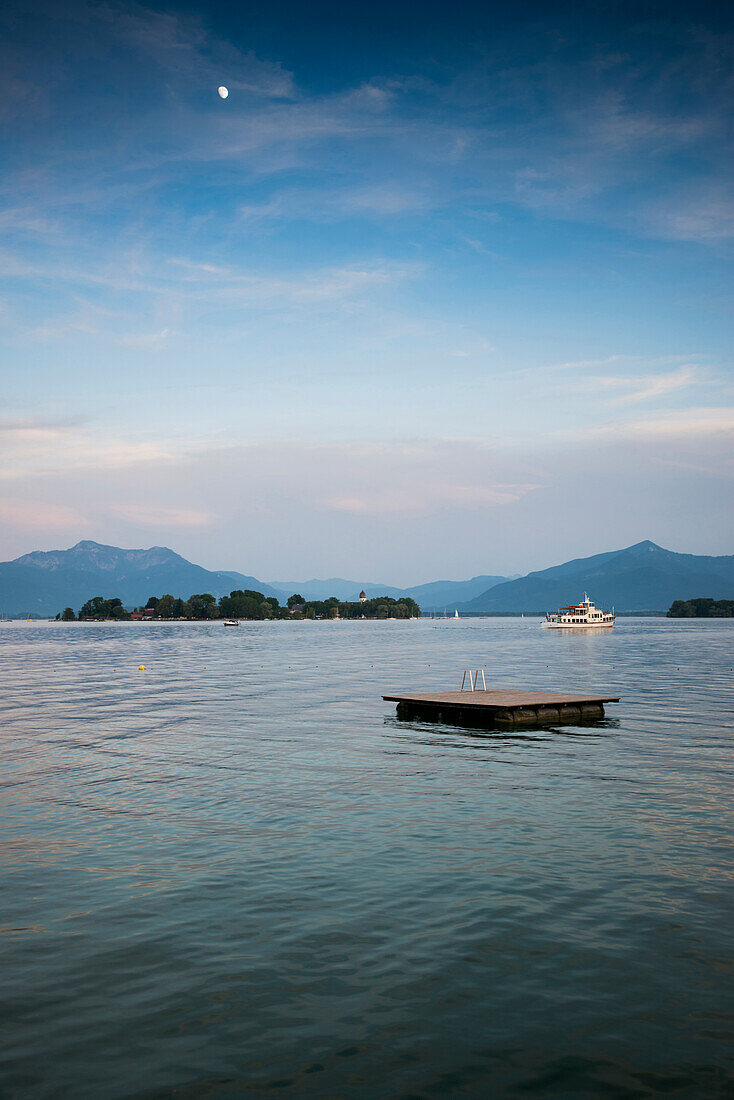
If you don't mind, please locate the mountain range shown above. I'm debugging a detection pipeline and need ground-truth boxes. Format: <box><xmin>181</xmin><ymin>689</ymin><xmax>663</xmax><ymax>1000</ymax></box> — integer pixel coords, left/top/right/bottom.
<box><xmin>459</xmin><ymin>541</ymin><xmax>734</xmax><ymax>613</ymax></box>
<box><xmin>0</xmin><ymin>541</ymin><xmax>280</xmax><ymax>617</ymax></box>
<box><xmin>267</xmin><ymin>575</ymin><xmax>508</xmax><ymax>607</ymax></box>
<box><xmin>0</xmin><ymin>541</ymin><xmax>506</xmax><ymax>616</ymax></box>
<box><xmin>1</xmin><ymin>539</ymin><xmax>732</xmax><ymax>617</ymax></box>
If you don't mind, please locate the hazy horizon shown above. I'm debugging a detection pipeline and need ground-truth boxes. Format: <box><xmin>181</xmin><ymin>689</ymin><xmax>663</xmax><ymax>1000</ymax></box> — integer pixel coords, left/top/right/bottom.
<box><xmin>2</xmin><ymin>0</ymin><xmax>732</xmax><ymax>582</ymax></box>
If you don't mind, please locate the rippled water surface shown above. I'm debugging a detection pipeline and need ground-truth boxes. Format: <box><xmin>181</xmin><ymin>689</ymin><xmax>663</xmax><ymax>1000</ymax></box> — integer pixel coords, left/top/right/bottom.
<box><xmin>1</xmin><ymin>617</ymin><xmax>733</xmax><ymax>1098</ymax></box>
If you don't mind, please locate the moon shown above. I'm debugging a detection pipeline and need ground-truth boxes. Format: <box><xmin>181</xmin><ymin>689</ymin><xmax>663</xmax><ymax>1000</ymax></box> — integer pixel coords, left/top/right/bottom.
<box><xmin>218</xmin><ymin>86</ymin><xmax>229</xmax><ymax>99</ymax></box>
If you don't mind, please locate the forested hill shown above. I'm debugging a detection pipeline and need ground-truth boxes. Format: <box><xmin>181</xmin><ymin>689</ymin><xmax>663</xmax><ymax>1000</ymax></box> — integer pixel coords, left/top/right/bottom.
<box><xmin>0</xmin><ymin>541</ymin><xmax>508</xmax><ymax>617</ymax></box>
<box><xmin>460</xmin><ymin>542</ymin><xmax>734</xmax><ymax>614</ymax></box>
<box><xmin>0</xmin><ymin>541</ymin><xmax>279</xmax><ymax>617</ymax></box>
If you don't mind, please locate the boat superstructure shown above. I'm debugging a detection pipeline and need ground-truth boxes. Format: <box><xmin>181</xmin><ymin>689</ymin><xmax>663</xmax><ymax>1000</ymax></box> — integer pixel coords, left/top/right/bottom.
<box><xmin>545</xmin><ymin>593</ymin><xmax>614</xmax><ymax>629</ymax></box>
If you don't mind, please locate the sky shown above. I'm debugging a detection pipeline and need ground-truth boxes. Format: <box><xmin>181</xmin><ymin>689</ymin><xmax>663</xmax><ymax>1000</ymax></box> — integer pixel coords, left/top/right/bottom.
<box><xmin>1</xmin><ymin>0</ymin><xmax>732</xmax><ymax>584</ymax></box>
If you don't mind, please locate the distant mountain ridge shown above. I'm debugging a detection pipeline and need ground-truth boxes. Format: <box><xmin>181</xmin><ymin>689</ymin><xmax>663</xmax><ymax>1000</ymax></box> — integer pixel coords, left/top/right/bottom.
<box><xmin>0</xmin><ymin>541</ymin><xmax>507</xmax><ymax>617</ymax></box>
<box><xmin>267</xmin><ymin>578</ymin><xmax>406</xmax><ymax>602</ymax></box>
<box><xmin>460</xmin><ymin>541</ymin><xmax>734</xmax><ymax>613</ymax></box>
<box><xmin>0</xmin><ymin>540</ymin><xmax>279</xmax><ymax>616</ymax></box>
<box><xmin>2</xmin><ymin>538</ymin><xmax>732</xmax><ymax>617</ymax></box>
<box><xmin>267</xmin><ymin>575</ymin><xmax>507</xmax><ymax>608</ymax></box>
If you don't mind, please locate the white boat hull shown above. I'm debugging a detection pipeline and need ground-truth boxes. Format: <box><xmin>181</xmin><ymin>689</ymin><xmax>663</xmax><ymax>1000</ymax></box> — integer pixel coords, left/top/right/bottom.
<box><xmin>545</xmin><ymin>620</ymin><xmax>614</xmax><ymax>629</ymax></box>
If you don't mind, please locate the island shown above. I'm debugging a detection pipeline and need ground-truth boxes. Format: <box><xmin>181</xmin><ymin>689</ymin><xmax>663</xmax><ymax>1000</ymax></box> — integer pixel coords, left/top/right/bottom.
<box><xmin>667</xmin><ymin>598</ymin><xmax>734</xmax><ymax>618</ymax></box>
<box><xmin>57</xmin><ymin>591</ymin><xmax>421</xmax><ymax>622</ymax></box>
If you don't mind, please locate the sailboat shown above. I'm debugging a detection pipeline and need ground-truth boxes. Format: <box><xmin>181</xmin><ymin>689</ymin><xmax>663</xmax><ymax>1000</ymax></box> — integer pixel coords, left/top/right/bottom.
<box><xmin>454</xmin><ymin>609</ymin><xmax>460</xmax><ymax>618</ymax></box>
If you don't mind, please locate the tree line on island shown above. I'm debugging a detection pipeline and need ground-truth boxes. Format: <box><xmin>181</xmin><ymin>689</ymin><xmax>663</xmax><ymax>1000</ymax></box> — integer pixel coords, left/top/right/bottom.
<box><xmin>56</xmin><ymin>590</ymin><xmax>421</xmax><ymax>621</ymax></box>
<box><xmin>52</xmin><ymin>593</ymin><xmax>734</xmax><ymax>622</ymax></box>
<box><xmin>666</xmin><ymin>598</ymin><xmax>734</xmax><ymax>618</ymax></box>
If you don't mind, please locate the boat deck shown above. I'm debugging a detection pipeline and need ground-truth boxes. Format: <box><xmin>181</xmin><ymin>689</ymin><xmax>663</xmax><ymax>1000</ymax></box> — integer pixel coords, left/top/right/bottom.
<box><xmin>383</xmin><ymin>688</ymin><xmax>620</xmax><ymax>728</ymax></box>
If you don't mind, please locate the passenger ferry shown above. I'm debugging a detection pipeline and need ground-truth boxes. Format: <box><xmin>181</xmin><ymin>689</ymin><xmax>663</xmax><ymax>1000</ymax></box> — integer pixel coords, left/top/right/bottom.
<box><xmin>545</xmin><ymin>593</ymin><xmax>614</xmax><ymax>629</ymax></box>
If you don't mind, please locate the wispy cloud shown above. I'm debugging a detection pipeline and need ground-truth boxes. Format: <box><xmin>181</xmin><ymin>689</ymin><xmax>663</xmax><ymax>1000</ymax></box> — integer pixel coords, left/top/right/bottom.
<box><xmin>0</xmin><ymin>415</ymin><xmax>89</xmax><ymax>433</ymax></box>
<box><xmin>545</xmin><ymin>354</ymin><xmax>703</xmax><ymax>373</ymax></box>
<box><xmin>4</xmin><ymin>247</ymin><xmax>417</xmax><ymax>304</ymax></box>
<box><xmin>120</xmin><ymin>328</ymin><xmax>172</xmax><ymax>349</ymax></box>
<box><xmin>111</xmin><ymin>504</ymin><xmax>215</xmax><ymax>527</ymax></box>
<box><xmin>611</xmin><ymin>367</ymin><xmax>700</xmax><ymax>405</ymax></box>
<box><xmin>0</xmin><ymin>417</ymin><xmax>180</xmax><ymax>479</ymax></box>
<box><xmin>105</xmin><ymin>3</ymin><xmax>296</xmax><ymax>97</ymax></box>
<box><xmin>240</xmin><ymin>182</ymin><xmax>436</xmax><ymax>223</ymax></box>
<box><xmin>1</xmin><ymin>248</ymin><xmax>420</xmax><ymax>350</ymax></box>
<box><xmin>326</xmin><ymin>482</ymin><xmax>538</xmax><ymax>516</ymax></box>
<box><xmin>0</xmin><ymin>497</ymin><xmax>85</xmax><ymax>530</ymax></box>
<box><xmin>169</xmin><ymin>258</ymin><xmax>418</xmax><ymax>305</ymax></box>
<box><xmin>642</xmin><ymin>186</ymin><xmax>734</xmax><ymax>242</ymax></box>
<box><xmin>578</xmin><ymin>406</ymin><xmax>734</xmax><ymax>441</ymax></box>
<box><xmin>573</xmin><ymin>365</ymin><xmax>701</xmax><ymax>405</ymax></box>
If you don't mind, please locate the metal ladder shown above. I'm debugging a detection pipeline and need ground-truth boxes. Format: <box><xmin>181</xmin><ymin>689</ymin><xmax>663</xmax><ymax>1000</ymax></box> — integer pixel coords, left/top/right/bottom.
<box><xmin>460</xmin><ymin>668</ymin><xmax>487</xmax><ymax>691</ymax></box>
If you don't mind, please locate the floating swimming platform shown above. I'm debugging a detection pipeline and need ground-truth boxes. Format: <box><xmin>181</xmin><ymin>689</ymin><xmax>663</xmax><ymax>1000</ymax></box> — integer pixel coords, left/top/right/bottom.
<box><xmin>384</xmin><ymin>671</ymin><xmax>619</xmax><ymax>729</ymax></box>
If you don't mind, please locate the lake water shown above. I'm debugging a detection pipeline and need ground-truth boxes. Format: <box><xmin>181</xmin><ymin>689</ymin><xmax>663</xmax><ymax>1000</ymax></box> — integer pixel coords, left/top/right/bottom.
<box><xmin>1</xmin><ymin>617</ymin><xmax>733</xmax><ymax>1098</ymax></box>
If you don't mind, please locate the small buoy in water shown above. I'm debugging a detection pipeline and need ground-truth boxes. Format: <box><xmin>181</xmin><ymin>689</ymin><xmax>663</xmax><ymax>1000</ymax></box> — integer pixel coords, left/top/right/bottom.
<box><xmin>138</xmin><ymin>665</ymin><xmax>146</xmax><ymax>671</ymax></box>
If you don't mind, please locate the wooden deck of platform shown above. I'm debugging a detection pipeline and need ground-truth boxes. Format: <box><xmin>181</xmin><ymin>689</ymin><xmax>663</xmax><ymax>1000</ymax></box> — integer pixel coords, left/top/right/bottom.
<box><xmin>383</xmin><ymin>689</ymin><xmax>620</xmax><ymax>728</ymax></box>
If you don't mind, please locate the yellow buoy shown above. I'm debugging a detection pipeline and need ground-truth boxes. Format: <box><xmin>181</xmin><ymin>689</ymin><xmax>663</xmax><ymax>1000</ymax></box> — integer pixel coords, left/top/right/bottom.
<box><xmin>138</xmin><ymin>665</ymin><xmax>146</xmax><ymax>671</ymax></box>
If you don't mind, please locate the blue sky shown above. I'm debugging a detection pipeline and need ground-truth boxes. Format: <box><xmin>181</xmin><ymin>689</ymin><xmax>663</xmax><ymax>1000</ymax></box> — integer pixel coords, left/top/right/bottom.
<box><xmin>1</xmin><ymin>0</ymin><xmax>732</xmax><ymax>582</ymax></box>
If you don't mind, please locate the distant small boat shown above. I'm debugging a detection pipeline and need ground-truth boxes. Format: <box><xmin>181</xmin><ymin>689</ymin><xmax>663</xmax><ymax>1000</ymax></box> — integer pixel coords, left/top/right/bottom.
<box><xmin>454</xmin><ymin>609</ymin><xmax>460</xmax><ymax>618</ymax></box>
<box><xmin>545</xmin><ymin>593</ymin><xmax>614</xmax><ymax>629</ymax></box>
<box><xmin>223</xmin><ymin>619</ymin><xmax>240</xmax><ymax>627</ymax></box>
